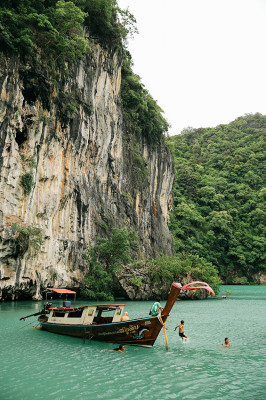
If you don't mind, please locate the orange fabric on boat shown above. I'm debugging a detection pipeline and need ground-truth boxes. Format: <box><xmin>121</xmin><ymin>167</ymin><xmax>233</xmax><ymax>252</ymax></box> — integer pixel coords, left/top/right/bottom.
<box><xmin>48</xmin><ymin>288</ymin><xmax>76</xmax><ymax>294</ymax></box>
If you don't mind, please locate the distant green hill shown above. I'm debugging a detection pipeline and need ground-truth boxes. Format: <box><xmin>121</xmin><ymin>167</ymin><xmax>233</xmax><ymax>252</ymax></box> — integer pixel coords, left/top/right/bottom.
<box><xmin>167</xmin><ymin>113</ymin><xmax>266</xmax><ymax>283</ymax></box>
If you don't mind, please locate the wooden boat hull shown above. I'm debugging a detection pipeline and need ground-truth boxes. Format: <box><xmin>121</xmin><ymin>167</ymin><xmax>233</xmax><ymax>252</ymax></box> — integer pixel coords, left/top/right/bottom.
<box><xmin>39</xmin><ymin>315</ymin><xmax>165</xmax><ymax>347</ymax></box>
<box><xmin>37</xmin><ymin>283</ymin><xmax>184</xmax><ymax>346</ymax></box>
<box><xmin>21</xmin><ymin>282</ymin><xmax>215</xmax><ymax>347</ymax></box>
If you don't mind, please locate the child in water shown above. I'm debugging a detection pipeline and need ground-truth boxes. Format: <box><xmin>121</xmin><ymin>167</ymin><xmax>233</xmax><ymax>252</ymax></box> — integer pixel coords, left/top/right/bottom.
<box><xmin>174</xmin><ymin>320</ymin><xmax>188</xmax><ymax>341</ymax></box>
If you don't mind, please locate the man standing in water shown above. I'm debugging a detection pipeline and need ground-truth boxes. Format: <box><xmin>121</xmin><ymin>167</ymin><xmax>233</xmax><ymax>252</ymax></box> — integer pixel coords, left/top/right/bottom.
<box><xmin>174</xmin><ymin>320</ymin><xmax>188</xmax><ymax>341</ymax></box>
<box><xmin>222</xmin><ymin>338</ymin><xmax>231</xmax><ymax>347</ymax></box>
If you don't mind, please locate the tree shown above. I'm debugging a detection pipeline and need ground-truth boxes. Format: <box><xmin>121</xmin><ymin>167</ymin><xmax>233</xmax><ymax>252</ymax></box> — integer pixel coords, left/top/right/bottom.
<box><xmin>81</xmin><ymin>228</ymin><xmax>138</xmax><ymax>300</ymax></box>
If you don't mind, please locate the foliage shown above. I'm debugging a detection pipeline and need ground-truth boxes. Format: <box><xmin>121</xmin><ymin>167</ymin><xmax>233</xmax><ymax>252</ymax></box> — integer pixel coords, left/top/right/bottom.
<box><xmin>121</xmin><ymin>51</ymin><xmax>169</xmax><ymax>143</ymax></box>
<box><xmin>130</xmin><ymin>275</ymin><xmax>143</xmax><ymax>288</ymax></box>
<box><xmin>144</xmin><ymin>254</ymin><xmax>221</xmax><ymax>294</ymax></box>
<box><xmin>121</xmin><ymin>192</ymin><xmax>134</xmax><ymax>205</ymax></box>
<box><xmin>28</xmin><ymin>157</ymin><xmax>37</xmax><ymax>169</ymax></box>
<box><xmin>0</xmin><ymin>0</ymin><xmax>89</xmax><ymax>67</ymax></box>
<box><xmin>81</xmin><ymin>256</ymin><xmax>114</xmax><ymax>301</ymax></box>
<box><xmin>82</xmin><ymin>227</ymin><xmax>221</xmax><ymax>299</ymax></box>
<box><xmin>21</xmin><ymin>172</ymin><xmax>34</xmax><ymax>194</ymax></box>
<box><xmin>12</xmin><ymin>223</ymin><xmax>44</xmax><ymax>257</ymax></box>
<box><xmin>0</xmin><ymin>1</ymin><xmax>165</xmax><ymax>143</ymax></box>
<box><xmin>125</xmin><ymin>142</ymin><xmax>148</xmax><ymax>184</ymax></box>
<box><xmin>0</xmin><ymin>0</ymin><xmax>137</xmax><ymax>60</ymax></box>
<box><xmin>0</xmin><ymin>0</ymin><xmax>90</xmax><ymax>118</ymax></box>
<box><xmin>81</xmin><ymin>0</ymin><xmax>137</xmax><ymax>48</ymax></box>
<box><xmin>232</xmin><ymin>276</ymin><xmax>249</xmax><ymax>285</ymax></box>
<box><xmin>81</xmin><ymin>228</ymin><xmax>139</xmax><ymax>300</ymax></box>
<box><xmin>20</xmin><ymin>155</ymin><xmax>37</xmax><ymax>194</ymax></box>
<box><xmin>167</xmin><ymin>113</ymin><xmax>266</xmax><ymax>282</ymax></box>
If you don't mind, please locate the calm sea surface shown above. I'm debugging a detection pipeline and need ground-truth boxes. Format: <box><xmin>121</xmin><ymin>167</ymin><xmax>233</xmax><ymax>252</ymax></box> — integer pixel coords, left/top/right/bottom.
<box><xmin>0</xmin><ymin>285</ymin><xmax>265</xmax><ymax>400</ymax></box>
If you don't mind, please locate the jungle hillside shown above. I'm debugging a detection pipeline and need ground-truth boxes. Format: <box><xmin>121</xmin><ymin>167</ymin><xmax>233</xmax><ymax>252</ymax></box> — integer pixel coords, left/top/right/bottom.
<box><xmin>167</xmin><ymin>113</ymin><xmax>266</xmax><ymax>284</ymax></box>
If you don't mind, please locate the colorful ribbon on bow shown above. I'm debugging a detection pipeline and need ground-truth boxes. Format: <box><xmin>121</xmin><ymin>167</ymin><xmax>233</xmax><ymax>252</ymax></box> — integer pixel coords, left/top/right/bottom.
<box><xmin>181</xmin><ymin>281</ymin><xmax>215</xmax><ymax>296</ymax></box>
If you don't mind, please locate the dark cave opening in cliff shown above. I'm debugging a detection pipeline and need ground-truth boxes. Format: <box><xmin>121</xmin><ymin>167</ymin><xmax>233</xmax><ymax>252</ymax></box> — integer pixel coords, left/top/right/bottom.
<box><xmin>15</xmin><ymin>126</ymin><xmax>28</xmax><ymax>146</ymax></box>
<box><xmin>20</xmin><ymin>68</ymin><xmax>51</xmax><ymax>111</ymax></box>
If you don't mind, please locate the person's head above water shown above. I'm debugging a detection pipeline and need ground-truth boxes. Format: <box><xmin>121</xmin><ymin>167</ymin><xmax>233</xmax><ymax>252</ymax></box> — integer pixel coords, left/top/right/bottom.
<box><xmin>114</xmin><ymin>344</ymin><xmax>125</xmax><ymax>351</ymax></box>
<box><xmin>225</xmin><ymin>338</ymin><xmax>229</xmax><ymax>343</ymax></box>
<box><xmin>124</xmin><ymin>312</ymin><xmax>128</xmax><ymax>316</ymax></box>
<box><xmin>181</xmin><ymin>320</ymin><xmax>184</xmax><ymax>324</ymax></box>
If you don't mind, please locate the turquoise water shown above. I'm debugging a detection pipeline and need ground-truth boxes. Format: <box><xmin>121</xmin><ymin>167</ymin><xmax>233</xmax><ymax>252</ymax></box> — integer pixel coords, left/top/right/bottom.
<box><xmin>0</xmin><ymin>285</ymin><xmax>265</xmax><ymax>400</ymax></box>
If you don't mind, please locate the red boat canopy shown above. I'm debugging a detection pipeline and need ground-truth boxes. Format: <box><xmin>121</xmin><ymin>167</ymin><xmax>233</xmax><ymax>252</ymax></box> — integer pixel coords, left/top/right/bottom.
<box><xmin>48</xmin><ymin>288</ymin><xmax>76</xmax><ymax>294</ymax></box>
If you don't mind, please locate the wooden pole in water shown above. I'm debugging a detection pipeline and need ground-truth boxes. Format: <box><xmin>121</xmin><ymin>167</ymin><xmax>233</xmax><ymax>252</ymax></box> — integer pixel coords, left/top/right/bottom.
<box><xmin>158</xmin><ymin>314</ymin><xmax>169</xmax><ymax>350</ymax></box>
<box><xmin>163</xmin><ymin>325</ymin><xmax>169</xmax><ymax>351</ymax></box>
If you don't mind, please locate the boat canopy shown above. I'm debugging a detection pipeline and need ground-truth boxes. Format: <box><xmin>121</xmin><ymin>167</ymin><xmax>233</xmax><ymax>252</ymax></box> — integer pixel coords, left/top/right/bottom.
<box><xmin>46</xmin><ymin>288</ymin><xmax>77</xmax><ymax>306</ymax></box>
<box><xmin>47</xmin><ymin>303</ymin><xmax>127</xmax><ymax>325</ymax></box>
<box><xmin>50</xmin><ymin>304</ymin><xmax>126</xmax><ymax>311</ymax></box>
<box><xmin>47</xmin><ymin>288</ymin><xmax>76</xmax><ymax>294</ymax></box>
<box><xmin>90</xmin><ymin>304</ymin><xmax>126</xmax><ymax>310</ymax></box>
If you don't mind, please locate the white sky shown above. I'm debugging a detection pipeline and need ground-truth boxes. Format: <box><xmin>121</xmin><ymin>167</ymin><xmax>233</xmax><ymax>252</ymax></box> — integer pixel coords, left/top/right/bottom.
<box><xmin>117</xmin><ymin>0</ymin><xmax>266</xmax><ymax>135</ymax></box>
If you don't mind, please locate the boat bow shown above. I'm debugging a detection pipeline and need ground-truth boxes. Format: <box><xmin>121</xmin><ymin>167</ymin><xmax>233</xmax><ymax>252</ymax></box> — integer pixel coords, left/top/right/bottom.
<box><xmin>162</xmin><ymin>281</ymin><xmax>215</xmax><ymax>318</ymax></box>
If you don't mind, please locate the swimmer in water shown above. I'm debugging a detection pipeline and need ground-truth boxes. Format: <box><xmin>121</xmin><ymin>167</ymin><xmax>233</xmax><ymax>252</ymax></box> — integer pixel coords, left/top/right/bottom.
<box><xmin>222</xmin><ymin>338</ymin><xmax>231</xmax><ymax>347</ymax></box>
<box><xmin>174</xmin><ymin>320</ymin><xmax>187</xmax><ymax>341</ymax></box>
<box><xmin>113</xmin><ymin>344</ymin><xmax>126</xmax><ymax>353</ymax></box>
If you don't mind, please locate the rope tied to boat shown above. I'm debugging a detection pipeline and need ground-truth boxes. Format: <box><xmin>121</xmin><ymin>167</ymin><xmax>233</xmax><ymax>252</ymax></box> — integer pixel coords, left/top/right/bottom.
<box><xmin>157</xmin><ymin>313</ymin><xmax>169</xmax><ymax>351</ymax></box>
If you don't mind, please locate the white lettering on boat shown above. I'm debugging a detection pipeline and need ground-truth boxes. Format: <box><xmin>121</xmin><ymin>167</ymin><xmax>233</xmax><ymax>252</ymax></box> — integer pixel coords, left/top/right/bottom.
<box><xmin>97</xmin><ymin>324</ymin><xmax>140</xmax><ymax>336</ymax></box>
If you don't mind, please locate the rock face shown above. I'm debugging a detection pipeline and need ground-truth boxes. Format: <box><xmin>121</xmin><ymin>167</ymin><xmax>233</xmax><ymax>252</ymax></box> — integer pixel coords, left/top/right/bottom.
<box><xmin>0</xmin><ymin>46</ymin><xmax>174</xmax><ymax>300</ymax></box>
<box><xmin>252</xmin><ymin>272</ymin><xmax>266</xmax><ymax>285</ymax></box>
<box><xmin>117</xmin><ymin>265</ymin><xmax>208</xmax><ymax>300</ymax></box>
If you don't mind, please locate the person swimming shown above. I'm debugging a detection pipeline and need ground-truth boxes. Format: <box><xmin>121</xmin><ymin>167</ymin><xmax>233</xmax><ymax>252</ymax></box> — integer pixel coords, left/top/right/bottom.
<box><xmin>113</xmin><ymin>344</ymin><xmax>126</xmax><ymax>353</ymax></box>
<box><xmin>222</xmin><ymin>338</ymin><xmax>231</xmax><ymax>347</ymax></box>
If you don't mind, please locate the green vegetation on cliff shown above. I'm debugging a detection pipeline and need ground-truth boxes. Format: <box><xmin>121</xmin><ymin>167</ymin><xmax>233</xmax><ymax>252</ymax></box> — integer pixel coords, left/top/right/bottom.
<box><xmin>81</xmin><ymin>228</ymin><xmax>139</xmax><ymax>300</ymax></box>
<box><xmin>168</xmin><ymin>113</ymin><xmax>266</xmax><ymax>283</ymax></box>
<box><xmin>12</xmin><ymin>223</ymin><xmax>44</xmax><ymax>257</ymax></box>
<box><xmin>135</xmin><ymin>254</ymin><xmax>221</xmax><ymax>294</ymax></box>
<box><xmin>0</xmin><ymin>0</ymin><xmax>168</xmax><ymax>143</ymax></box>
<box><xmin>0</xmin><ymin>0</ymin><xmax>89</xmax><ymax>66</ymax></box>
<box><xmin>0</xmin><ymin>0</ymin><xmax>136</xmax><ymax>61</ymax></box>
<box><xmin>121</xmin><ymin>51</ymin><xmax>169</xmax><ymax>143</ymax></box>
<box><xmin>82</xmin><ymin>228</ymin><xmax>221</xmax><ymax>300</ymax></box>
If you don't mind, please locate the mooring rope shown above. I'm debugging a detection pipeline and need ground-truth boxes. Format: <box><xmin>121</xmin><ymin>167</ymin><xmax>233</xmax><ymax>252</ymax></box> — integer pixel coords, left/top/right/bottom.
<box><xmin>157</xmin><ymin>313</ymin><xmax>169</xmax><ymax>351</ymax></box>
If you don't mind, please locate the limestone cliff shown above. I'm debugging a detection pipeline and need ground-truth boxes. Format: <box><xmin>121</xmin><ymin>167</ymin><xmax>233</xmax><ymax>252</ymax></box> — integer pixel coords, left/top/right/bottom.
<box><xmin>0</xmin><ymin>46</ymin><xmax>174</xmax><ymax>300</ymax></box>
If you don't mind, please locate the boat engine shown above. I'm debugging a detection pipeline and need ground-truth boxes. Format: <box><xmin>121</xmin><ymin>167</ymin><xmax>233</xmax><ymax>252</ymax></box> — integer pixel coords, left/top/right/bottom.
<box><xmin>19</xmin><ymin>302</ymin><xmax>52</xmax><ymax>321</ymax></box>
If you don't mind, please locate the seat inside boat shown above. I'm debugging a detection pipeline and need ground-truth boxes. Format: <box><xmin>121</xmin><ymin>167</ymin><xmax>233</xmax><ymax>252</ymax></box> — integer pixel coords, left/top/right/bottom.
<box><xmin>92</xmin><ymin>305</ymin><xmax>125</xmax><ymax>324</ymax></box>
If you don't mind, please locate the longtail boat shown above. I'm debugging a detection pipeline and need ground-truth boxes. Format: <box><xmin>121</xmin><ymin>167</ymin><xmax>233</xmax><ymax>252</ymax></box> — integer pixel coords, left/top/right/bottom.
<box><xmin>20</xmin><ymin>282</ymin><xmax>215</xmax><ymax>347</ymax></box>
